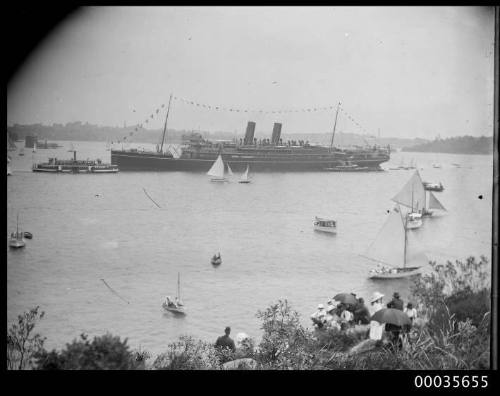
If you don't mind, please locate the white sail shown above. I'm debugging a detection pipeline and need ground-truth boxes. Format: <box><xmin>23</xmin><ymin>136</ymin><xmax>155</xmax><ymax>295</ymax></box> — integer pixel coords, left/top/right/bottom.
<box><xmin>428</xmin><ymin>191</ymin><xmax>446</xmax><ymax>211</ymax></box>
<box><xmin>363</xmin><ymin>208</ymin><xmax>406</xmax><ymax>267</ymax></box>
<box><xmin>227</xmin><ymin>162</ymin><xmax>234</xmax><ymax>177</ymax></box>
<box><xmin>240</xmin><ymin>165</ymin><xmax>250</xmax><ymax>181</ymax></box>
<box><xmin>391</xmin><ymin>170</ymin><xmax>426</xmax><ymax>211</ymax></box>
<box><xmin>405</xmin><ymin>227</ymin><xmax>429</xmax><ymax>267</ymax></box>
<box><xmin>363</xmin><ymin>207</ymin><xmax>428</xmax><ymax>268</ymax></box>
<box><xmin>207</xmin><ymin>155</ymin><xmax>225</xmax><ymax>178</ymax></box>
<box><xmin>33</xmin><ymin>142</ymin><xmax>37</xmax><ymax>152</ymax></box>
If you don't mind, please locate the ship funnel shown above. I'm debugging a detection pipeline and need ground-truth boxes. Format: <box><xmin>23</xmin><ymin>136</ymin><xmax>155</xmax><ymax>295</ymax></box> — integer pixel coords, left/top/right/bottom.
<box><xmin>271</xmin><ymin>123</ymin><xmax>282</xmax><ymax>145</ymax></box>
<box><xmin>244</xmin><ymin>121</ymin><xmax>256</xmax><ymax>145</ymax></box>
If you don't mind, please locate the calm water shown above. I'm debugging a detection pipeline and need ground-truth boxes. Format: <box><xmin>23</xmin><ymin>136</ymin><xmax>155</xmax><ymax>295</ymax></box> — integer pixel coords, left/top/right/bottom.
<box><xmin>7</xmin><ymin>141</ymin><xmax>493</xmax><ymax>356</ymax></box>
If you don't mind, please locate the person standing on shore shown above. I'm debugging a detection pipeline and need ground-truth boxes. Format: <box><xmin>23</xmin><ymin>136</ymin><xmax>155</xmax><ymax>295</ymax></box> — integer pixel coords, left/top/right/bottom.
<box><xmin>387</xmin><ymin>292</ymin><xmax>404</xmax><ymax>310</ymax></box>
<box><xmin>369</xmin><ymin>292</ymin><xmax>385</xmax><ymax>341</ymax></box>
<box><xmin>215</xmin><ymin>326</ymin><xmax>236</xmax><ymax>352</ymax></box>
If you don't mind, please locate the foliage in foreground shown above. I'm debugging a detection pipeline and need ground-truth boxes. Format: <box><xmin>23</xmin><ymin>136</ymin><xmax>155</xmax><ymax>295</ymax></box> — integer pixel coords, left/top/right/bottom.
<box><xmin>7</xmin><ymin>256</ymin><xmax>492</xmax><ymax>370</ymax></box>
<box><xmin>35</xmin><ymin>333</ymin><xmax>144</xmax><ymax>370</ymax></box>
<box><xmin>7</xmin><ymin>306</ymin><xmax>46</xmax><ymax>370</ymax></box>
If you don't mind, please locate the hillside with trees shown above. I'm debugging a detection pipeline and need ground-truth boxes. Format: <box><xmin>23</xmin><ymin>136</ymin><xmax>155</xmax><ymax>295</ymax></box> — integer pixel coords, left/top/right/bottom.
<box><xmin>402</xmin><ymin>135</ymin><xmax>493</xmax><ymax>155</ymax></box>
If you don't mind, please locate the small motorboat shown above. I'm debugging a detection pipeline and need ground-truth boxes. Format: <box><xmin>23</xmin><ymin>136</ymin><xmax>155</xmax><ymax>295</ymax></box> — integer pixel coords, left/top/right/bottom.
<box><xmin>313</xmin><ymin>217</ymin><xmax>337</xmax><ymax>234</ymax></box>
<box><xmin>423</xmin><ymin>182</ymin><xmax>444</xmax><ymax>192</ymax></box>
<box><xmin>23</xmin><ymin>232</ymin><xmax>33</xmax><ymax>239</ymax></box>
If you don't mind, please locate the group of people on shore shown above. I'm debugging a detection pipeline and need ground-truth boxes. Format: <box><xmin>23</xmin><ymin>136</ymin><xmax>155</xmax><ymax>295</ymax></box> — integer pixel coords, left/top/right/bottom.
<box><xmin>311</xmin><ymin>291</ymin><xmax>419</xmax><ymax>348</ymax></box>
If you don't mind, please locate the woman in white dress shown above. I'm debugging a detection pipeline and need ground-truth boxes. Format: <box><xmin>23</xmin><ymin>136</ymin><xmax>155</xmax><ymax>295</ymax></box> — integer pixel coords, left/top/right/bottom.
<box><xmin>369</xmin><ymin>292</ymin><xmax>385</xmax><ymax>341</ymax></box>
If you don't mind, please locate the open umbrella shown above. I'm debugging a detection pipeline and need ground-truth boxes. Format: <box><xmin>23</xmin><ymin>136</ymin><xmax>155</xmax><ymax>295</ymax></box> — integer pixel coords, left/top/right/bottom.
<box><xmin>333</xmin><ymin>293</ymin><xmax>357</xmax><ymax>306</ymax></box>
<box><xmin>370</xmin><ymin>308</ymin><xmax>411</xmax><ymax>327</ymax></box>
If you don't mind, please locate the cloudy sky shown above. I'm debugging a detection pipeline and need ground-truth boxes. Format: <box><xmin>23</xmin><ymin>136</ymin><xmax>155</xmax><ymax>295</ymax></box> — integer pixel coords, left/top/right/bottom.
<box><xmin>7</xmin><ymin>6</ymin><xmax>495</xmax><ymax>139</ymax></box>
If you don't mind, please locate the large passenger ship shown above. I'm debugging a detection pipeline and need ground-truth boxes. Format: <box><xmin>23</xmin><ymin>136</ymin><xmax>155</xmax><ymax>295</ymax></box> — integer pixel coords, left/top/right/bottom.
<box><xmin>111</xmin><ymin>101</ymin><xmax>390</xmax><ymax>172</ymax></box>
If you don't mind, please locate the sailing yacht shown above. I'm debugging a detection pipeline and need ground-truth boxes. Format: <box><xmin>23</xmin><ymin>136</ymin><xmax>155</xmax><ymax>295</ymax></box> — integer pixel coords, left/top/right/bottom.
<box><xmin>7</xmin><ymin>156</ymin><xmax>12</xmax><ymax>176</ymax></box>
<box><xmin>32</xmin><ymin>142</ymin><xmax>37</xmax><ymax>153</ymax></box>
<box><xmin>391</xmin><ymin>170</ymin><xmax>426</xmax><ymax>229</ymax></box>
<box><xmin>364</xmin><ymin>206</ymin><xmax>427</xmax><ymax>279</ymax></box>
<box><xmin>421</xmin><ymin>190</ymin><xmax>447</xmax><ymax>217</ymax></box>
<box><xmin>9</xmin><ymin>213</ymin><xmax>26</xmax><ymax>249</ymax></box>
<box><xmin>238</xmin><ymin>164</ymin><xmax>252</xmax><ymax>183</ymax></box>
<box><xmin>162</xmin><ymin>272</ymin><xmax>185</xmax><ymax>315</ymax></box>
<box><xmin>207</xmin><ymin>154</ymin><xmax>228</xmax><ymax>182</ymax></box>
<box><xmin>227</xmin><ymin>162</ymin><xmax>234</xmax><ymax>179</ymax></box>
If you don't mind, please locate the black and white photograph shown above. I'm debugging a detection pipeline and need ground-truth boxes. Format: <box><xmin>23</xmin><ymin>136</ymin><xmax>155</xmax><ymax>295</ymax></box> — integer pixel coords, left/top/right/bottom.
<box><xmin>6</xmin><ymin>6</ymin><xmax>498</xmax><ymax>375</ymax></box>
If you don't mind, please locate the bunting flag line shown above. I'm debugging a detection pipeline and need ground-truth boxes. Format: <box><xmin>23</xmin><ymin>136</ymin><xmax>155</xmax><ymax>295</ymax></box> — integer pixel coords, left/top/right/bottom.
<box><xmin>115</xmin><ymin>95</ymin><xmax>376</xmax><ymax>146</ymax></box>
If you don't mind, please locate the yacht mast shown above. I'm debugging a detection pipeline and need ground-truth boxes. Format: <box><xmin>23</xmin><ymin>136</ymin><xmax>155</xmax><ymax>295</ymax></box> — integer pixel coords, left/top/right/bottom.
<box><xmin>177</xmin><ymin>272</ymin><xmax>181</xmax><ymax>300</ymax></box>
<box><xmin>329</xmin><ymin>102</ymin><xmax>341</xmax><ymax>153</ymax></box>
<box><xmin>159</xmin><ymin>94</ymin><xmax>173</xmax><ymax>154</ymax></box>
<box><xmin>403</xmin><ymin>215</ymin><xmax>408</xmax><ymax>268</ymax></box>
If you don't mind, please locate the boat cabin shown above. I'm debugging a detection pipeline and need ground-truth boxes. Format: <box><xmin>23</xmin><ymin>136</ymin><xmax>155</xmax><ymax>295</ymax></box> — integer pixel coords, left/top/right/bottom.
<box><xmin>314</xmin><ymin>218</ymin><xmax>336</xmax><ymax>228</ymax></box>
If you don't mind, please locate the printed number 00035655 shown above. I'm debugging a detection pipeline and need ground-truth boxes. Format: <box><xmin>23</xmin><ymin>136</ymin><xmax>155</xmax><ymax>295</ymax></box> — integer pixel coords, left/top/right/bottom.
<box><xmin>414</xmin><ymin>375</ymin><xmax>488</xmax><ymax>389</ymax></box>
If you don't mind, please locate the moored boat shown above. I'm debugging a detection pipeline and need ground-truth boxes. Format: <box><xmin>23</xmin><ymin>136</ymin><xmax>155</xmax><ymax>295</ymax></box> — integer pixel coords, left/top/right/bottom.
<box><xmin>9</xmin><ymin>213</ymin><xmax>26</xmax><ymax>249</ymax></box>
<box><xmin>162</xmin><ymin>273</ymin><xmax>185</xmax><ymax>315</ymax></box>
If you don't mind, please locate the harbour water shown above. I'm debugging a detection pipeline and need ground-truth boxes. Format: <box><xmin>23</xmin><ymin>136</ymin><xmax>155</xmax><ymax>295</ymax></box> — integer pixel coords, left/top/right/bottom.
<box><xmin>7</xmin><ymin>141</ymin><xmax>493</xmax><ymax>356</ymax></box>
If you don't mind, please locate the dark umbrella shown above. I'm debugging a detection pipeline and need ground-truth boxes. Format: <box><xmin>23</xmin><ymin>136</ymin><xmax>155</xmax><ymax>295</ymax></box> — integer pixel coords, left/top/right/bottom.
<box><xmin>333</xmin><ymin>293</ymin><xmax>358</xmax><ymax>306</ymax></box>
<box><xmin>370</xmin><ymin>308</ymin><xmax>411</xmax><ymax>326</ymax></box>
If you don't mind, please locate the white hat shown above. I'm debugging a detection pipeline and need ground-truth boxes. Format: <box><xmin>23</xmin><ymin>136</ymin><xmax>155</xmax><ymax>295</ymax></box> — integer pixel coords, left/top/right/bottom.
<box><xmin>318</xmin><ymin>303</ymin><xmax>324</xmax><ymax>309</ymax></box>
<box><xmin>371</xmin><ymin>291</ymin><xmax>384</xmax><ymax>303</ymax></box>
<box><xmin>236</xmin><ymin>332</ymin><xmax>250</xmax><ymax>344</ymax></box>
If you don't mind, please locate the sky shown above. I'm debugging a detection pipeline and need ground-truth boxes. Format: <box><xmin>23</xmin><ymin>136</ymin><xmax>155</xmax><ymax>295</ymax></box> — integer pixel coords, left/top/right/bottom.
<box><xmin>7</xmin><ymin>6</ymin><xmax>495</xmax><ymax>139</ymax></box>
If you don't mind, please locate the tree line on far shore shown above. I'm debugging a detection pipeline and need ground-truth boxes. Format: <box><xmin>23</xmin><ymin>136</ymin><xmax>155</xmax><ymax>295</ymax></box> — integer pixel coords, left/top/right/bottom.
<box><xmin>402</xmin><ymin>135</ymin><xmax>493</xmax><ymax>155</ymax></box>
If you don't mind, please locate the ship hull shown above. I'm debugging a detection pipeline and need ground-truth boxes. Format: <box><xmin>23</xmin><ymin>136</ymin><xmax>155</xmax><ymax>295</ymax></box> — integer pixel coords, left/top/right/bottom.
<box><xmin>111</xmin><ymin>150</ymin><xmax>389</xmax><ymax>172</ymax></box>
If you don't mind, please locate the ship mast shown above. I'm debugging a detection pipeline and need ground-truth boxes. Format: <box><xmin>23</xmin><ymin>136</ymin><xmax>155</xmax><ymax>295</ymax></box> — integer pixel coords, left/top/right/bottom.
<box><xmin>159</xmin><ymin>94</ymin><xmax>173</xmax><ymax>154</ymax></box>
<box><xmin>329</xmin><ymin>102</ymin><xmax>341</xmax><ymax>153</ymax></box>
<box><xmin>403</xmin><ymin>213</ymin><xmax>408</xmax><ymax>268</ymax></box>
<box><xmin>395</xmin><ymin>205</ymin><xmax>408</xmax><ymax>269</ymax></box>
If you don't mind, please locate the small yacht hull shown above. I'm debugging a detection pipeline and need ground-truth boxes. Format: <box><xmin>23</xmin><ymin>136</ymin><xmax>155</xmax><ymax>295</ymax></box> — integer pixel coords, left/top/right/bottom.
<box><xmin>9</xmin><ymin>239</ymin><xmax>26</xmax><ymax>248</ymax></box>
<box><xmin>162</xmin><ymin>302</ymin><xmax>185</xmax><ymax>315</ymax></box>
<box><xmin>369</xmin><ymin>266</ymin><xmax>422</xmax><ymax>279</ymax></box>
<box><xmin>210</xmin><ymin>178</ymin><xmax>228</xmax><ymax>182</ymax></box>
<box><xmin>406</xmin><ymin>219</ymin><xmax>423</xmax><ymax>229</ymax></box>
<box><xmin>314</xmin><ymin>226</ymin><xmax>337</xmax><ymax>234</ymax></box>
<box><xmin>238</xmin><ymin>180</ymin><xmax>251</xmax><ymax>183</ymax></box>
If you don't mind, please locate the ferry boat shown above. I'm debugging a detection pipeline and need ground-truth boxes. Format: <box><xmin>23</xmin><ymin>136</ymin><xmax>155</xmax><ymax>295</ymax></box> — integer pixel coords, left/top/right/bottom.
<box><xmin>33</xmin><ymin>150</ymin><xmax>119</xmax><ymax>173</ymax></box>
<box><xmin>111</xmin><ymin>100</ymin><xmax>390</xmax><ymax>172</ymax></box>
